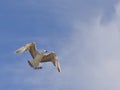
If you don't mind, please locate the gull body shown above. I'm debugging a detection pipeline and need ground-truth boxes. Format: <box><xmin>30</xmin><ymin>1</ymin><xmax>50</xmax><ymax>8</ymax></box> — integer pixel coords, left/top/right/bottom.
<box><xmin>16</xmin><ymin>42</ymin><xmax>61</xmax><ymax>72</ymax></box>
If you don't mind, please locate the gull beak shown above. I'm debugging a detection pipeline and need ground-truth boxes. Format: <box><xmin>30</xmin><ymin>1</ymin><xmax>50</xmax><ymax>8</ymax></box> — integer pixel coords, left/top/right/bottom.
<box><xmin>45</xmin><ymin>50</ymin><xmax>47</xmax><ymax>53</ymax></box>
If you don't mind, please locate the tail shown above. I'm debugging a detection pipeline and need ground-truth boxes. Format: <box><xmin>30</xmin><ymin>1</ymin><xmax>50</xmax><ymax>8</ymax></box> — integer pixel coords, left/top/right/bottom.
<box><xmin>28</xmin><ymin>60</ymin><xmax>42</xmax><ymax>70</ymax></box>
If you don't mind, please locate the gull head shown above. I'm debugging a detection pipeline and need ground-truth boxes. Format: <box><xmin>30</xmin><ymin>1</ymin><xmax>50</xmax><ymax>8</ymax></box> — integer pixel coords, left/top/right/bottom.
<box><xmin>40</xmin><ymin>50</ymin><xmax>47</xmax><ymax>54</ymax></box>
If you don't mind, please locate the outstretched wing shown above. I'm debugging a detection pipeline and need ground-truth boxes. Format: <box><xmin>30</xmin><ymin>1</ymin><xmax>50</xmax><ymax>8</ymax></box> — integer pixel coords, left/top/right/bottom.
<box><xmin>16</xmin><ymin>42</ymin><xmax>39</xmax><ymax>59</ymax></box>
<box><xmin>41</xmin><ymin>52</ymin><xmax>61</xmax><ymax>72</ymax></box>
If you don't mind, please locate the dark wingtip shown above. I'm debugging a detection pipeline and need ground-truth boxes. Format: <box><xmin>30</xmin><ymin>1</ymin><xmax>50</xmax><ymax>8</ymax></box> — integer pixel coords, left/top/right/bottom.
<box><xmin>27</xmin><ymin>60</ymin><xmax>33</xmax><ymax>67</ymax></box>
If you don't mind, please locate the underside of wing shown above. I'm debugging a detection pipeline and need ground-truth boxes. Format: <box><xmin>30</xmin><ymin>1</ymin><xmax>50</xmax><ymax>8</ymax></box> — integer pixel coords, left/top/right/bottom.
<box><xmin>28</xmin><ymin>43</ymin><xmax>39</xmax><ymax>58</ymax></box>
<box><xmin>41</xmin><ymin>52</ymin><xmax>55</xmax><ymax>62</ymax></box>
<box><xmin>53</xmin><ymin>55</ymin><xmax>61</xmax><ymax>72</ymax></box>
<box><xmin>56</xmin><ymin>60</ymin><xmax>61</xmax><ymax>72</ymax></box>
<box><xmin>16</xmin><ymin>42</ymin><xmax>39</xmax><ymax>59</ymax></box>
<box><xmin>41</xmin><ymin>52</ymin><xmax>61</xmax><ymax>72</ymax></box>
<box><xmin>16</xmin><ymin>46</ymin><xmax>27</xmax><ymax>53</ymax></box>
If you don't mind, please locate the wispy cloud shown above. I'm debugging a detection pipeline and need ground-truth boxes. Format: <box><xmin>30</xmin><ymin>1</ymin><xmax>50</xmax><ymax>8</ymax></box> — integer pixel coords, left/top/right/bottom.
<box><xmin>57</xmin><ymin>2</ymin><xmax>120</xmax><ymax>90</ymax></box>
<box><xmin>1</xmin><ymin>0</ymin><xmax>120</xmax><ymax>90</ymax></box>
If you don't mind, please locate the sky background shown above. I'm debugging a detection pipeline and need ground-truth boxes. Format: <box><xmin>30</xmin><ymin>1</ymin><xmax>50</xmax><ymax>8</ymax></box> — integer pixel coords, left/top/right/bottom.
<box><xmin>0</xmin><ymin>0</ymin><xmax>120</xmax><ymax>90</ymax></box>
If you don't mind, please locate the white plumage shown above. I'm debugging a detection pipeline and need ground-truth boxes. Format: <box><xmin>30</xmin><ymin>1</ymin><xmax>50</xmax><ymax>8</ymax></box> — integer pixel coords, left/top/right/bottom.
<box><xmin>16</xmin><ymin>42</ymin><xmax>61</xmax><ymax>72</ymax></box>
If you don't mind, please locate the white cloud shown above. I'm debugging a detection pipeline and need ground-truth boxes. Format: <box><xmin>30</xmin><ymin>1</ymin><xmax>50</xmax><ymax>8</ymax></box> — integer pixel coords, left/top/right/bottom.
<box><xmin>57</xmin><ymin>2</ymin><xmax>120</xmax><ymax>90</ymax></box>
<box><xmin>1</xmin><ymin>1</ymin><xmax>120</xmax><ymax>90</ymax></box>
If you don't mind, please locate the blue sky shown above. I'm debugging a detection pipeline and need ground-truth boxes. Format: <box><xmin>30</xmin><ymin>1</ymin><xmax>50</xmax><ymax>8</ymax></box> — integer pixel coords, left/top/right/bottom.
<box><xmin>0</xmin><ymin>0</ymin><xmax>120</xmax><ymax>90</ymax></box>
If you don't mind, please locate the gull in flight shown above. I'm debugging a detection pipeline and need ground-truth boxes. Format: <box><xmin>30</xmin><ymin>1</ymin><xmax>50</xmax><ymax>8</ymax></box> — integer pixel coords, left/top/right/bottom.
<box><xmin>16</xmin><ymin>42</ymin><xmax>61</xmax><ymax>72</ymax></box>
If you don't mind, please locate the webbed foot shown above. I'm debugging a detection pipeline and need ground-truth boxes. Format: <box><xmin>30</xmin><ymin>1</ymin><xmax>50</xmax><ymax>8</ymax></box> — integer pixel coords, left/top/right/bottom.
<box><xmin>34</xmin><ymin>67</ymin><xmax>43</xmax><ymax>70</ymax></box>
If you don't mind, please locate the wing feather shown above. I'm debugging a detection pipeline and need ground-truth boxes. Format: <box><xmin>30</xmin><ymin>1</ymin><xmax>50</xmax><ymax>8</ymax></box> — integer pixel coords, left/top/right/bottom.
<box><xmin>41</xmin><ymin>52</ymin><xmax>61</xmax><ymax>72</ymax></box>
<box><xmin>28</xmin><ymin>43</ymin><xmax>39</xmax><ymax>58</ymax></box>
<box><xmin>16</xmin><ymin>42</ymin><xmax>39</xmax><ymax>59</ymax></box>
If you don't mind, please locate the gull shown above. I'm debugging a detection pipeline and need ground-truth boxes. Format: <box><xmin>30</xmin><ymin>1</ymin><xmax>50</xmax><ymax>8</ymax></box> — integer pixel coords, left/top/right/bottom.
<box><xmin>16</xmin><ymin>42</ymin><xmax>61</xmax><ymax>72</ymax></box>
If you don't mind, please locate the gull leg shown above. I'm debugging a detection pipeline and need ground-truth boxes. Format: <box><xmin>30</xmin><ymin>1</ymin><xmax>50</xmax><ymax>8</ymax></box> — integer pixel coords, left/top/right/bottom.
<box><xmin>38</xmin><ymin>66</ymin><xmax>43</xmax><ymax>69</ymax></box>
<box><xmin>34</xmin><ymin>66</ymin><xmax>42</xmax><ymax>69</ymax></box>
